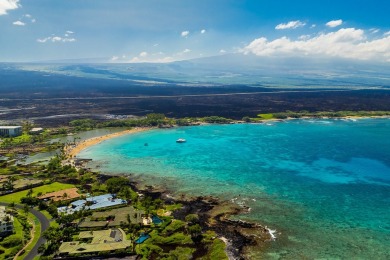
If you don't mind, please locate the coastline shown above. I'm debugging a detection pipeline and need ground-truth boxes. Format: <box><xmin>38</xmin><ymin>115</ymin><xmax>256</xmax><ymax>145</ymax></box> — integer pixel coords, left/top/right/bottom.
<box><xmin>64</xmin><ymin>127</ymin><xmax>153</xmax><ymax>158</ymax></box>
<box><xmin>98</xmin><ymin>172</ymin><xmax>273</xmax><ymax>259</ymax></box>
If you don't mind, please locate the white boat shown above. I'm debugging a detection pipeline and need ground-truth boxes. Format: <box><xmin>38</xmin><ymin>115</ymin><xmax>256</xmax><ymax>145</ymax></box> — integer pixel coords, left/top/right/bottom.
<box><xmin>176</xmin><ymin>138</ymin><xmax>186</xmax><ymax>143</ymax></box>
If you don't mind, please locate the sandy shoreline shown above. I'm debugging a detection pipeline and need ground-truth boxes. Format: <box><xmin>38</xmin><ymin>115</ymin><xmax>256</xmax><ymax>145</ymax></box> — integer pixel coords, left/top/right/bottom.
<box><xmin>65</xmin><ymin>127</ymin><xmax>152</xmax><ymax>158</ymax></box>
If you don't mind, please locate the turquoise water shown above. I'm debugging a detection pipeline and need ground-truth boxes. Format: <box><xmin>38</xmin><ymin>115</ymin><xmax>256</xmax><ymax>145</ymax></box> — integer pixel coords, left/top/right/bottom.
<box><xmin>79</xmin><ymin>119</ymin><xmax>390</xmax><ymax>259</ymax></box>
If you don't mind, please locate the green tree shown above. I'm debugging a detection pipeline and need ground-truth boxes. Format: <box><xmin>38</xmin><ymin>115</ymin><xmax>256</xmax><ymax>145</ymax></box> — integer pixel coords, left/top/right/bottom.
<box><xmin>188</xmin><ymin>224</ymin><xmax>202</xmax><ymax>239</ymax></box>
<box><xmin>242</xmin><ymin>116</ymin><xmax>251</xmax><ymax>122</ymax></box>
<box><xmin>185</xmin><ymin>214</ymin><xmax>199</xmax><ymax>225</ymax></box>
<box><xmin>22</xmin><ymin>120</ymin><xmax>34</xmax><ymax>134</ymax></box>
<box><xmin>2</xmin><ymin>176</ymin><xmax>16</xmax><ymax>191</ymax></box>
<box><xmin>106</xmin><ymin>177</ymin><xmax>129</xmax><ymax>194</ymax></box>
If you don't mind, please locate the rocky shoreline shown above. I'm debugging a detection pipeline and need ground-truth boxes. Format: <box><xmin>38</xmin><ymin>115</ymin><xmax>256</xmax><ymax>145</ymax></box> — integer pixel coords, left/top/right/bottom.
<box><xmin>98</xmin><ymin>173</ymin><xmax>274</xmax><ymax>259</ymax></box>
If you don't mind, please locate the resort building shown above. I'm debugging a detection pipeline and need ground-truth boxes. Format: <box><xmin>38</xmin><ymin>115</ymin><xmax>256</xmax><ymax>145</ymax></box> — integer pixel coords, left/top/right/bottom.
<box><xmin>57</xmin><ymin>194</ymin><xmax>127</xmax><ymax>215</ymax></box>
<box><xmin>0</xmin><ymin>126</ymin><xmax>22</xmax><ymax>137</ymax></box>
<box><xmin>0</xmin><ymin>206</ymin><xmax>14</xmax><ymax>237</ymax></box>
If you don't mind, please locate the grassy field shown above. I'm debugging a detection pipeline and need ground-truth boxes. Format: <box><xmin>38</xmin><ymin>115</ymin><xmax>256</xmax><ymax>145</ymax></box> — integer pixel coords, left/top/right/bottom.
<box><xmin>257</xmin><ymin>113</ymin><xmax>275</xmax><ymax>120</ymax></box>
<box><xmin>0</xmin><ymin>182</ymin><xmax>75</xmax><ymax>204</ymax></box>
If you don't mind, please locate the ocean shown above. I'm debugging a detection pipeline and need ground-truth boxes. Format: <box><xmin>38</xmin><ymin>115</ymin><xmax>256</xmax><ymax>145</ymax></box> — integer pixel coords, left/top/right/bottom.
<box><xmin>79</xmin><ymin>118</ymin><xmax>390</xmax><ymax>259</ymax></box>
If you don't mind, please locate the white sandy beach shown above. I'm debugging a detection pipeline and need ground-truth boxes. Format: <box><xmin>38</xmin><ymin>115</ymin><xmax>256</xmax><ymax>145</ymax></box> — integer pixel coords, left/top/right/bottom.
<box><xmin>65</xmin><ymin>127</ymin><xmax>152</xmax><ymax>158</ymax></box>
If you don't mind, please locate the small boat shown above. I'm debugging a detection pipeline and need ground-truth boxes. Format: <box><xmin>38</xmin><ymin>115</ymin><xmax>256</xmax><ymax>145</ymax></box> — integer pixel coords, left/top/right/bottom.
<box><xmin>176</xmin><ymin>138</ymin><xmax>186</xmax><ymax>143</ymax></box>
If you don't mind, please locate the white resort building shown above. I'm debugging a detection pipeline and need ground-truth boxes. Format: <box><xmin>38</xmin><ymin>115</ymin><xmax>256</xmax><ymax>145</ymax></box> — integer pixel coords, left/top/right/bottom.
<box><xmin>0</xmin><ymin>126</ymin><xmax>22</xmax><ymax>137</ymax></box>
<box><xmin>0</xmin><ymin>206</ymin><xmax>14</xmax><ymax>237</ymax></box>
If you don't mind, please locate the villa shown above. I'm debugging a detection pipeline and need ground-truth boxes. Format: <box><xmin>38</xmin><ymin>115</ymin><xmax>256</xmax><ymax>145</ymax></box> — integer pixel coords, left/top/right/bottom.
<box><xmin>78</xmin><ymin>206</ymin><xmax>146</xmax><ymax>228</ymax></box>
<box><xmin>58</xmin><ymin>228</ymin><xmax>131</xmax><ymax>256</ymax></box>
<box><xmin>57</xmin><ymin>194</ymin><xmax>126</xmax><ymax>215</ymax></box>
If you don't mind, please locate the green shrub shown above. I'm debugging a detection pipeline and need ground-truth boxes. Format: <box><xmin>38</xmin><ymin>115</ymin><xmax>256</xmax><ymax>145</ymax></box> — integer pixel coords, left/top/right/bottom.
<box><xmin>0</xmin><ymin>236</ymin><xmax>23</xmax><ymax>248</ymax></box>
<box><xmin>209</xmin><ymin>239</ymin><xmax>228</xmax><ymax>260</ymax></box>
<box><xmin>161</xmin><ymin>246</ymin><xmax>195</xmax><ymax>260</ymax></box>
<box><xmin>162</xmin><ymin>220</ymin><xmax>185</xmax><ymax>236</ymax></box>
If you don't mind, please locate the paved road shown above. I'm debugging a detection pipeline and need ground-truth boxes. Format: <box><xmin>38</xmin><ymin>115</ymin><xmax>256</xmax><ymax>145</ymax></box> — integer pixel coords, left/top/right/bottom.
<box><xmin>0</xmin><ymin>202</ymin><xmax>50</xmax><ymax>260</ymax></box>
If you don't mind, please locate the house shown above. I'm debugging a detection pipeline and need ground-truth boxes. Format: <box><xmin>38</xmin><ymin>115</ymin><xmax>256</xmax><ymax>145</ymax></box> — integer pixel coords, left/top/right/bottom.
<box><xmin>0</xmin><ymin>126</ymin><xmax>22</xmax><ymax>137</ymax></box>
<box><xmin>0</xmin><ymin>206</ymin><xmax>14</xmax><ymax>237</ymax></box>
<box><xmin>58</xmin><ymin>228</ymin><xmax>131</xmax><ymax>256</ymax></box>
<box><xmin>78</xmin><ymin>206</ymin><xmax>145</xmax><ymax>228</ymax></box>
<box><xmin>38</xmin><ymin>188</ymin><xmax>81</xmax><ymax>202</ymax></box>
<box><xmin>29</xmin><ymin>127</ymin><xmax>44</xmax><ymax>134</ymax></box>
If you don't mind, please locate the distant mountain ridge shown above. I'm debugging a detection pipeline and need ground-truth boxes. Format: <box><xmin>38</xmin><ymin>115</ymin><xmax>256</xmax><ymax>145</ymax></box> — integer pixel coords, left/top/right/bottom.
<box><xmin>4</xmin><ymin>53</ymin><xmax>390</xmax><ymax>88</ymax></box>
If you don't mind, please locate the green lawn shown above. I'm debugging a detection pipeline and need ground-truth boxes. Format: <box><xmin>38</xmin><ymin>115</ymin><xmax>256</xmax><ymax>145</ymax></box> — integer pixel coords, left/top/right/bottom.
<box><xmin>39</xmin><ymin>210</ymin><xmax>53</xmax><ymax>221</ymax></box>
<box><xmin>0</xmin><ymin>182</ymin><xmax>75</xmax><ymax>204</ymax></box>
<box><xmin>257</xmin><ymin>113</ymin><xmax>275</xmax><ymax>120</ymax></box>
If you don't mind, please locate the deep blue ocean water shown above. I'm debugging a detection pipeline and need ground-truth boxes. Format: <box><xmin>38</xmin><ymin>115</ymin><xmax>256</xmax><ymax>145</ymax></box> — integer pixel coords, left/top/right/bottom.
<box><xmin>79</xmin><ymin>119</ymin><xmax>390</xmax><ymax>259</ymax></box>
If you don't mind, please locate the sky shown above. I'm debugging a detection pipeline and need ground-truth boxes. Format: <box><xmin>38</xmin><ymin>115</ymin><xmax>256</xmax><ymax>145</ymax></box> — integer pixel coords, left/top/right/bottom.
<box><xmin>0</xmin><ymin>0</ymin><xmax>389</xmax><ymax>63</ymax></box>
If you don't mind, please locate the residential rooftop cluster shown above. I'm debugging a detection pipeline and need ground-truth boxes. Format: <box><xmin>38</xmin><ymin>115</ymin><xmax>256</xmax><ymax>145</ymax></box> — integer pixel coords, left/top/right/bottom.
<box><xmin>57</xmin><ymin>193</ymin><xmax>127</xmax><ymax>215</ymax></box>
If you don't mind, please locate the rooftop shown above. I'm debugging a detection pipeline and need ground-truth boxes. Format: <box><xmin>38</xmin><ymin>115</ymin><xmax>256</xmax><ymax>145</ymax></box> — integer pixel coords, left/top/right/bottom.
<box><xmin>58</xmin><ymin>194</ymin><xmax>126</xmax><ymax>215</ymax></box>
<box><xmin>0</xmin><ymin>126</ymin><xmax>21</xmax><ymax>129</ymax></box>
<box><xmin>78</xmin><ymin>206</ymin><xmax>145</xmax><ymax>228</ymax></box>
<box><xmin>38</xmin><ymin>187</ymin><xmax>81</xmax><ymax>202</ymax></box>
<box><xmin>58</xmin><ymin>228</ymin><xmax>130</xmax><ymax>255</ymax></box>
<box><xmin>30</xmin><ymin>127</ymin><xmax>44</xmax><ymax>132</ymax></box>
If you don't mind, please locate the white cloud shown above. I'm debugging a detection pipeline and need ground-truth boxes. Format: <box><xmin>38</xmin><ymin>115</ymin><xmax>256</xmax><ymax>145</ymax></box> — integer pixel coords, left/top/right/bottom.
<box><xmin>326</xmin><ymin>19</ymin><xmax>343</xmax><ymax>28</ymax></box>
<box><xmin>37</xmin><ymin>35</ymin><xmax>76</xmax><ymax>43</ymax></box>
<box><xmin>129</xmin><ymin>56</ymin><xmax>174</xmax><ymax>63</ymax></box>
<box><xmin>176</xmin><ymin>49</ymin><xmax>191</xmax><ymax>56</ymax></box>
<box><xmin>0</xmin><ymin>0</ymin><xmax>20</xmax><ymax>15</ymax></box>
<box><xmin>201</xmin><ymin>29</ymin><xmax>206</xmax><ymax>34</ymax></box>
<box><xmin>243</xmin><ymin>28</ymin><xmax>390</xmax><ymax>62</ymax></box>
<box><xmin>13</xmin><ymin>14</ymin><xmax>36</xmax><ymax>25</ymax></box>
<box><xmin>37</xmin><ymin>31</ymin><xmax>76</xmax><ymax>43</ymax></box>
<box><xmin>181</xmin><ymin>31</ymin><xmax>189</xmax><ymax>37</ymax></box>
<box><xmin>220</xmin><ymin>49</ymin><xmax>226</xmax><ymax>53</ymax></box>
<box><xmin>298</xmin><ymin>34</ymin><xmax>311</xmax><ymax>40</ymax></box>
<box><xmin>311</xmin><ymin>24</ymin><xmax>316</xmax><ymax>28</ymax></box>
<box><xmin>139</xmin><ymin>51</ymin><xmax>148</xmax><ymax>57</ymax></box>
<box><xmin>369</xmin><ymin>28</ymin><xmax>380</xmax><ymax>34</ymax></box>
<box><xmin>275</xmin><ymin>20</ymin><xmax>306</xmax><ymax>30</ymax></box>
<box><xmin>111</xmin><ymin>56</ymin><xmax>119</xmax><ymax>61</ymax></box>
<box><xmin>383</xmin><ymin>31</ymin><xmax>390</xmax><ymax>36</ymax></box>
<box><xmin>12</xmin><ymin>20</ymin><xmax>25</xmax><ymax>26</ymax></box>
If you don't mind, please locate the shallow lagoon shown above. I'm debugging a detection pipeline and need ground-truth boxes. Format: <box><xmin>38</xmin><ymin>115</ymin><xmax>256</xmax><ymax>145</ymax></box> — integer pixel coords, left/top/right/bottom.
<box><xmin>80</xmin><ymin>119</ymin><xmax>390</xmax><ymax>259</ymax></box>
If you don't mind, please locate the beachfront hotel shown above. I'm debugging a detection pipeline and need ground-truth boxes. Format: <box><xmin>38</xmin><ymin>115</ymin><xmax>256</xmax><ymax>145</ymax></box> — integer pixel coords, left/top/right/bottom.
<box><xmin>0</xmin><ymin>206</ymin><xmax>14</xmax><ymax>237</ymax></box>
<box><xmin>0</xmin><ymin>126</ymin><xmax>22</xmax><ymax>137</ymax></box>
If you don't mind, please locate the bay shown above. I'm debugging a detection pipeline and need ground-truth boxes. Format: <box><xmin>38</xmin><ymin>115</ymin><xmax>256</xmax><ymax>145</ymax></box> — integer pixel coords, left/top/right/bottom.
<box><xmin>79</xmin><ymin>119</ymin><xmax>390</xmax><ymax>259</ymax></box>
